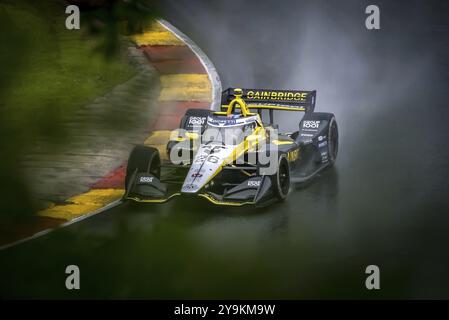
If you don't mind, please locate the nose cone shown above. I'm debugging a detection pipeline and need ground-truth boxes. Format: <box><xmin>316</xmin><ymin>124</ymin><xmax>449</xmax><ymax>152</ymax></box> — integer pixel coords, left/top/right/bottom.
<box><xmin>181</xmin><ymin>183</ymin><xmax>202</xmax><ymax>194</ymax></box>
<box><xmin>181</xmin><ymin>143</ymin><xmax>235</xmax><ymax>194</ymax></box>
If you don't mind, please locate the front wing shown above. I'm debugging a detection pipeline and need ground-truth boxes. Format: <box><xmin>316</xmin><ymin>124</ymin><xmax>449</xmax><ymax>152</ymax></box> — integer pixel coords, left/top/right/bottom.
<box><xmin>124</xmin><ymin>167</ymin><xmax>277</xmax><ymax>207</ymax></box>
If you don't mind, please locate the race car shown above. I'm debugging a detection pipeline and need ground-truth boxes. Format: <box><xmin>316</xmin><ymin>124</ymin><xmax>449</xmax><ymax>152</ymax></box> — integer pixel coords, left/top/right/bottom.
<box><xmin>123</xmin><ymin>88</ymin><xmax>338</xmax><ymax>206</ymax></box>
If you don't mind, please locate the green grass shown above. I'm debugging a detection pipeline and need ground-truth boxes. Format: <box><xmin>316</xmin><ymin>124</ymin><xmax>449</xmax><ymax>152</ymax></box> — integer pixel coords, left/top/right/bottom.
<box><xmin>1</xmin><ymin>0</ymin><xmax>136</xmax><ymax>124</ymax></box>
<box><xmin>0</xmin><ymin>0</ymin><xmax>138</xmax><ymax>221</ymax></box>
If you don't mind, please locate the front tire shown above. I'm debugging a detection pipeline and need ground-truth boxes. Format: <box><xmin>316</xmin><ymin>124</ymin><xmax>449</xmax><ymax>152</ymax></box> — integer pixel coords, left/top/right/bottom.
<box><xmin>125</xmin><ymin>145</ymin><xmax>160</xmax><ymax>192</ymax></box>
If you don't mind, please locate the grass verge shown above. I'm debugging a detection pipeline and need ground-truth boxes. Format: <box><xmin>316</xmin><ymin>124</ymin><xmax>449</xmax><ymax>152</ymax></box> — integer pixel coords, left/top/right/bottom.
<box><xmin>0</xmin><ymin>0</ymin><xmax>137</xmax><ymax>221</ymax></box>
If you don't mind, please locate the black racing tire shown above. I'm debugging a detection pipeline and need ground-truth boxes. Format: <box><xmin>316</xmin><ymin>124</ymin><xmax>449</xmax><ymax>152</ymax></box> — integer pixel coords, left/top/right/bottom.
<box><xmin>272</xmin><ymin>154</ymin><xmax>291</xmax><ymax>201</ymax></box>
<box><xmin>125</xmin><ymin>145</ymin><xmax>160</xmax><ymax>192</ymax></box>
<box><xmin>328</xmin><ymin>117</ymin><xmax>339</xmax><ymax>165</ymax></box>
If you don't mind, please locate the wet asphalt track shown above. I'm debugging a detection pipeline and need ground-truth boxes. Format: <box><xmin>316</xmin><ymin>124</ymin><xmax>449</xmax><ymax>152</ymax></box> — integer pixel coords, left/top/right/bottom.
<box><xmin>1</xmin><ymin>0</ymin><xmax>449</xmax><ymax>298</ymax></box>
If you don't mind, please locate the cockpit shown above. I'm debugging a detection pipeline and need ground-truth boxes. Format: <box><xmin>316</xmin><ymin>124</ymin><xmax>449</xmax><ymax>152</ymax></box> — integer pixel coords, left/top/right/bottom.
<box><xmin>203</xmin><ymin>115</ymin><xmax>258</xmax><ymax>145</ymax></box>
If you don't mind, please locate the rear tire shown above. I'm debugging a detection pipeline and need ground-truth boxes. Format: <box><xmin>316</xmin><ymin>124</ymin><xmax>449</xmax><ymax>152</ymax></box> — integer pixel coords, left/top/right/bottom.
<box><xmin>272</xmin><ymin>155</ymin><xmax>291</xmax><ymax>201</ymax></box>
<box><xmin>125</xmin><ymin>145</ymin><xmax>160</xmax><ymax>192</ymax></box>
<box><xmin>328</xmin><ymin>117</ymin><xmax>339</xmax><ymax>165</ymax></box>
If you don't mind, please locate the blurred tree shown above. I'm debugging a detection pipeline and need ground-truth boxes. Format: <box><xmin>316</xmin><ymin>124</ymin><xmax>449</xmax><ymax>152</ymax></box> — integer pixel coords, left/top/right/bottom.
<box><xmin>67</xmin><ymin>0</ymin><xmax>160</xmax><ymax>58</ymax></box>
<box><xmin>0</xmin><ymin>0</ymin><xmax>158</xmax><ymax>225</ymax></box>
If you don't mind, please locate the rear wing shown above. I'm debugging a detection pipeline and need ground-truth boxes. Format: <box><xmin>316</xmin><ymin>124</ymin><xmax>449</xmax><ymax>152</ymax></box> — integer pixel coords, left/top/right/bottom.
<box><xmin>221</xmin><ymin>88</ymin><xmax>316</xmax><ymax>113</ymax></box>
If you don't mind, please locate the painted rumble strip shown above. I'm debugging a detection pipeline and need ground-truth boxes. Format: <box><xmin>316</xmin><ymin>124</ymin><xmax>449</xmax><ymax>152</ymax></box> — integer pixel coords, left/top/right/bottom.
<box><xmin>0</xmin><ymin>20</ymin><xmax>221</xmax><ymax>250</ymax></box>
<box><xmin>38</xmin><ymin>189</ymin><xmax>125</xmax><ymax>221</ymax></box>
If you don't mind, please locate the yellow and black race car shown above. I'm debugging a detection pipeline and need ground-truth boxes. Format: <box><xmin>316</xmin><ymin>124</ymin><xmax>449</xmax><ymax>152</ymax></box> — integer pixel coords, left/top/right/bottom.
<box><xmin>123</xmin><ymin>88</ymin><xmax>338</xmax><ymax>206</ymax></box>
